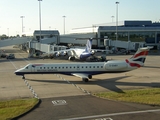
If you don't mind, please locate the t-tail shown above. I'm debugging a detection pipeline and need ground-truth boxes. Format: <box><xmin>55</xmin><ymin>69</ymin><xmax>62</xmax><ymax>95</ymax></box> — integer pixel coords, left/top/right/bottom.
<box><xmin>126</xmin><ymin>47</ymin><xmax>151</xmax><ymax>67</ymax></box>
<box><xmin>84</xmin><ymin>38</ymin><xmax>92</xmax><ymax>52</ymax></box>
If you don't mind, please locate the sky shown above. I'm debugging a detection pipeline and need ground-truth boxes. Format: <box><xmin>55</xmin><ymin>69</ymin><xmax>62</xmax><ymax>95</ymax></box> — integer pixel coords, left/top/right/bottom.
<box><xmin>0</xmin><ymin>0</ymin><xmax>160</xmax><ymax>36</ymax></box>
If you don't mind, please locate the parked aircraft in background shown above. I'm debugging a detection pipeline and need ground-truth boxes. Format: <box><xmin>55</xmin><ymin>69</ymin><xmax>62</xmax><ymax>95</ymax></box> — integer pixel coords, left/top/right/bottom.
<box><xmin>40</xmin><ymin>38</ymin><xmax>109</xmax><ymax>61</ymax></box>
<box><xmin>15</xmin><ymin>47</ymin><xmax>150</xmax><ymax>82</ymax></box>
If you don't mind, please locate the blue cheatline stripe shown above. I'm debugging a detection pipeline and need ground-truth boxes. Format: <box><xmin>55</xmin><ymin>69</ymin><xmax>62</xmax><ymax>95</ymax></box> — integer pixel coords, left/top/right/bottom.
<box><xmin>15</xmin><ymin>70</ymin><xmax>128</xmax><ymax>76</ymax></box>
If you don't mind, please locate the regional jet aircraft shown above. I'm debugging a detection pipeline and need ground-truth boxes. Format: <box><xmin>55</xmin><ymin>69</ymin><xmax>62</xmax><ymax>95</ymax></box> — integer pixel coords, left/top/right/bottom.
<box><xmin>15</xmin><ymin>47</ymin><xmax>150</xmax><ymax>82</ymax></box>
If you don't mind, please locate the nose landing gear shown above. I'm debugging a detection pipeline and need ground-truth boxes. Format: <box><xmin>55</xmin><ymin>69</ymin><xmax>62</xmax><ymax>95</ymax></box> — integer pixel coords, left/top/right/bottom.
<box><xmin>22</xmin><ymin>75</ymin><xmax>25</xmax><ymax>79</ymax></box>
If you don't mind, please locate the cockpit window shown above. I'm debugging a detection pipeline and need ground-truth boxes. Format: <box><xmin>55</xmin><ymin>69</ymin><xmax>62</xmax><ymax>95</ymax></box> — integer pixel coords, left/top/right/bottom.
<box><xmin>24</xmin><ymin>64</ymin><xmax>30</xmax><ymax>69</ymax></box>
<box><xmin>25</xmin><ymin>66</ymin><xmax>28</xmax><ymax>69</ymax></box>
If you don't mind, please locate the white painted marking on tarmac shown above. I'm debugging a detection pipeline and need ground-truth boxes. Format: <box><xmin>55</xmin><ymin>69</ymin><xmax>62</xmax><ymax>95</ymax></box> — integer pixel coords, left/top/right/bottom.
<box><xmin>8</xmin><ymin>55</ymin><xmax>30</xmax><ymax>70</ymax></box>
<box><xmin>9</xmin><ymin>60</ymin><xmax>18</xmax><ymax>69</ymax></box>
<box><xmin>94</xmin><ymin>118</ymin><xmax>113</xmax><ymax>120</ymax></box>
<box><xmin>22</xmin><ymin>58</ymin><xmax>31</xmax><ymax>64</ymax></box>
<box><xmin>52</xmin><ymin>100</ymin><xmax>67</xmax><ymax>106</ymax></box>
<box><xmin>23</xmin><ymin>79</ymin><xmax>39</xmax><ymax>99</ymax></box>
<box><xmin>54</xmin><ymin>74</ymin><xmax>91</xmax><ymax>95</ymax></box>
<box><xmin>18</xmin><ymin>53</ymin><xmax>31</xmax><ymax>64</ymax></box>
<box><xmin>62</xmin><ymin>109</ymin><xmax>160</xmax><ymax>120</ymax></box>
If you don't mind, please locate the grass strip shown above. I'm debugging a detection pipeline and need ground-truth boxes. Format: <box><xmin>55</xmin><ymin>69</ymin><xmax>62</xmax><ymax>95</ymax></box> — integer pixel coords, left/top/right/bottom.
<box><xmin>0</xmin><ymin>98</ymin><xmax>39</xmax><ymax>120</ymax></box>
<box><xmin>93</xmin><ymin>88</ymin><xmax>160</xmax><ymax>106</ymax></box>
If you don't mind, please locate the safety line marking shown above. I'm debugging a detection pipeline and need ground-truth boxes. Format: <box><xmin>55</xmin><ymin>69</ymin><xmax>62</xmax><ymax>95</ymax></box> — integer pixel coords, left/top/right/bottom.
<box><xmin>9</xmin><ymin>60</ymin><xmax>18</xmax><ymax>69</ymax></box>
<box><xmin>55</xmin><ymin>74</ymin><xmax>91</xmax><ymax>95</ymax></box>
<box><xmin>24</xmin><ymin>79</ymin><xmax>39</xmax><ymax>99</ymax></box>
<box><xmin>62</xmin><ymin>109</ymin><xmax>160</xmax><ymax>120</ymax></box>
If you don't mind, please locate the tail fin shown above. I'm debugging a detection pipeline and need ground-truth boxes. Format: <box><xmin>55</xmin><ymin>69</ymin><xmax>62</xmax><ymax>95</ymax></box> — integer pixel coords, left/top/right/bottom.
<box><xmin>85</xmin><ymin>39</ymin><xmax>92</xmax><ymax>52</ymax></box>
<box><xmin>126</xmin><ymin>47</ymin><xmax>150</xmax><ymax>67</ymax></box>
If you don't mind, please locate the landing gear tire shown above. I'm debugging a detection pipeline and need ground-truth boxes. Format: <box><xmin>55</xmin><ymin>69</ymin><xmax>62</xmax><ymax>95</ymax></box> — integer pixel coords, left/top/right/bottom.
<box><xmin>22</xmin><ymin>76</ymin><xmax>25</xmax><ymax>79</ymax></box>
<box><xmin>83</xmin><ymin>78</ymin><xmax>89</xmax><ymax>82</ymax></box>
<box><xmin>88</xmin><ymin>75</ymin><xmax>92</xmax><ymax>79</ymax></box>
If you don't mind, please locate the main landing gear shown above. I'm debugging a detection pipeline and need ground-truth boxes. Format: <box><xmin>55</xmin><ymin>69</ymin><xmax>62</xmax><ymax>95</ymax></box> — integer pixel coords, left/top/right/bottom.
<box><xmin>82</xmin><ymin>75</ymin><xmax>92</xmax><ymax>82</ymax></box>
<box><xmin>82</xmin><ymin>78</ymin><xmax>89</xmax><ymax>82</ymax></box>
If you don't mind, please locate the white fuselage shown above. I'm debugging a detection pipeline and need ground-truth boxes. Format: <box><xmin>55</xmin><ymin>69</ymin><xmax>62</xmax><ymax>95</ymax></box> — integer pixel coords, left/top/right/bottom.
<box><xmin>15</xmin><ymin>60</ymin><xmax>136</xmax><ymax>76</ymax></box>
<box><xmin>68</xmin><ymin>48</ymin><xmax>91</xmax><ymax>60</ymax></box>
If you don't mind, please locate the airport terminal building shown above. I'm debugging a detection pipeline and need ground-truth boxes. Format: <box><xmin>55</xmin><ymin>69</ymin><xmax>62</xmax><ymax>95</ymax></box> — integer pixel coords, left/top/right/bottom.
<box><xmin>60</xmin><ymin>20</ymin><xmax>160</xmax><ymax>49</ymax></box>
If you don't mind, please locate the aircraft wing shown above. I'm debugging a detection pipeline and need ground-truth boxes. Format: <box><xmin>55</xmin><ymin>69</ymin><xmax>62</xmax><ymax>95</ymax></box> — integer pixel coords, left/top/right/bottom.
<box><xmin>92</xmin><ymin>49</ymin><xmax>112</xmax><ymax>53</ymax></box>
<box><xmin>41</xmin><ymin>48</ymin><xmax>74</xmax><ymax>57</ymax></box>
<box><xmin>71</xmin><ymin>73</ymin><xmax>90</xmax><ymax>79</ymax></box>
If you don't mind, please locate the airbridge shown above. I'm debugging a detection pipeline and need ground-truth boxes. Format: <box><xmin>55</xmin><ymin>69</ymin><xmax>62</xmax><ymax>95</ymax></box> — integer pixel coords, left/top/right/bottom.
<box><xmin>0</xmin><ymin>37</ymin><xmax>61</xmax><ymax>57</ymax></box>
<box><xmin>0</xmin><ymin>37</ymin><xmax>32</xmax><ymax>47</ymax></box>
<box><xmin>0</xmin><ymin>30</ymin><xmax>61</xmax><ymax>56</ymax></box>
<box><xmin>28</xmin><ymin>37</ymin><xmax>67</xmax><ymax>57</ymax></box>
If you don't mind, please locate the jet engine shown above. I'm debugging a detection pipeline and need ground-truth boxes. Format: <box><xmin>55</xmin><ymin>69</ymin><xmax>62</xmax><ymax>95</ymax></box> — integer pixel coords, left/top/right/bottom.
<box><xmin>91</xmin><ymin>50</ymin><xmax>96</xmax><ymax>55</ymax></box>
<box><xmin>68</xmin><ymin>56</ymin><xmax>75</xmax><ymax>61</ymax></box>
<box><xmin>60</xmin><ymin>51</ymin><xmax>67</xmax><ymax>56</ymax></box>
<box><xmin>55</xmin><ymin>52</ymin><xmax>60</xmax><ymax>57</ymax></box>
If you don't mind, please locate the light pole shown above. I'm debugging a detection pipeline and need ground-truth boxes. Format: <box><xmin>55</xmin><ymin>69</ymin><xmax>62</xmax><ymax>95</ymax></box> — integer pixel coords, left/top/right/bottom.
<box><xmin>38</xmin><ymin>0</ymin><xmax>42</xmax><ymax>41</ymax></box>
<box><xmin>20</xmin><ymin>16</ymin><xmax>25</xmax><ymax>34</ymax></box>
<box><xmin>115</xmin><ymin>1</ymin><xmax>119</xmax><ymax>51</ymax></box>
<box><xmin>62</xmin><ymin>16</ymin><xmax>66</xmax><ymax>34</ymax></box>
<box><xmin>115</xmin><ymin>2</ymin><xmax>119</xmax><ymax>41</ymax></box>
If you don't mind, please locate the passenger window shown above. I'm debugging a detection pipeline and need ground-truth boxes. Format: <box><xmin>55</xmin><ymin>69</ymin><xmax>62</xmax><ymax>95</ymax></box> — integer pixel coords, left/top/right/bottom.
<box><xmin>25</xmin><ymin>67</ymin><xmax>28</xmax><ymax>69</ymax></box>
<box><xmin>97</xmin><ymin>66</ymin><xmax>99</xmax><ymax>68</ymax></box>
<box><xmin>44</xmin><ymin>67</ymin><xmax>45</xmax><ymax>69</ymax></box>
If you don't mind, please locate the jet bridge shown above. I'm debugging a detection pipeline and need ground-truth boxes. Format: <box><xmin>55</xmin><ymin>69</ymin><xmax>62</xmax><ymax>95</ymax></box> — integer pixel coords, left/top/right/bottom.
<box><xmin>28</xmin><ymin>38</ymin><xmax>66</xmax><ymax>57</ymax></box>
<box><xmin>104</xmin><ymin>39</ymin><xmax>145</xmax><ymax>51</ymax></box>
<box><xmin>0</xmin><ymin>35</ymin><xmax>61</xmax><ymax>58</ymax></box>
<box><xmin>0</xmin><ymin>37</ymin><xmax>32</xmax><ymax>47</ymax></box>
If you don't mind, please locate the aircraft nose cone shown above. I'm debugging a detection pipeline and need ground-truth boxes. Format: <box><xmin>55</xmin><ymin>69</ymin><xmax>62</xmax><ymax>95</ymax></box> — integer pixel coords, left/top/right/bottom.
<box><xmin>14</xmin><ymin>70</ymin><xmax>18</xmax><ymax>75</ymax></box>
<box><xmin>14</xmin><ymin>69</ymin><xmax>21</xmax><ymax>75</ymax></box>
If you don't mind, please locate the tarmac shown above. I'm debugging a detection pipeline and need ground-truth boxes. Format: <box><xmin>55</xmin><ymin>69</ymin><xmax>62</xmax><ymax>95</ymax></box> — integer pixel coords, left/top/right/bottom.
<box><xmin>0</xmin><ymin>46</ymin><xmax>160</xmax><ymax>120</ymax></box>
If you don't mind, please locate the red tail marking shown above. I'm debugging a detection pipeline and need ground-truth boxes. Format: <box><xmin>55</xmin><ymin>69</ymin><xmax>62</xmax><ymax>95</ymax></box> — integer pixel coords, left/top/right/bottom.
<box><xmin>133</xmin><ymin>51</ymin><xmax>148</xmax><ymax>58</ymax></box>
<box><xmin>129</xmin><ymin>63</ymin><xmax>141</xmax><ymax>68</ymax></box>
<box><xmin>125</xmin><ymin>59</ymin><xmax>141</xmax><ymax>68</ymax></box>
